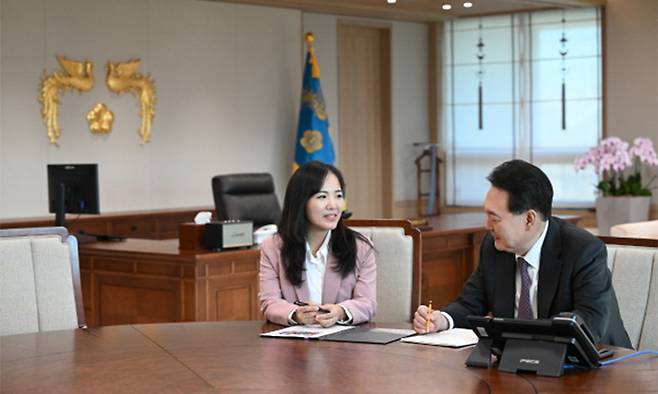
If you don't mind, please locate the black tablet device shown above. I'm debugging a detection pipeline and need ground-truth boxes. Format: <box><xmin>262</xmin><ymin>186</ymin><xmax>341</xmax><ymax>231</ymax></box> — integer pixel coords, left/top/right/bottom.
<box><xmin>466</xmin><ymin>313</ymin><xmax>611</xmax><ymax>377</ymax></box>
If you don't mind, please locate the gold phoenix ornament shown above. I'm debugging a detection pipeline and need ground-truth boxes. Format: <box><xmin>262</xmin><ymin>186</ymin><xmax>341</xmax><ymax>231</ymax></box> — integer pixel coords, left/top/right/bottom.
<box><xmin>106</xmin><ymin>59</ymin><xmax>156</xmax><ymax>144</ymax></box>
<box><xmin>87</xmin><ymin>102</ymin><xmax>114</xmax><ymax>134</ymax></box>
<box><xmin>39</xmin><ymin>56</ymin><xmax>94</xmax><ymax>145</ymax></box>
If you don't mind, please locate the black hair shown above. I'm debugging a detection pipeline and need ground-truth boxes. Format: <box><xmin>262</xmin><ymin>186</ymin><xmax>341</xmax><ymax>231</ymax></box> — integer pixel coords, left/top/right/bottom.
<box><xmin>278</xmin><ymin>161</ymin><xmax>368</xmax><ymax>287</ymax></box>
<box><xmin>486</xmin><ymin>159</ymin><xmax>553</xmax><ymax>220</ymax></box>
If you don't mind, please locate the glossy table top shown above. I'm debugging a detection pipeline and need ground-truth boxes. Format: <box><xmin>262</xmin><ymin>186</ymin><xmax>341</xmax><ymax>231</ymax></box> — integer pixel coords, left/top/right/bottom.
<box><xmin>2</xmin><ymin>321</ymin><xmax>656</xmax><ymax>393</ymax></box>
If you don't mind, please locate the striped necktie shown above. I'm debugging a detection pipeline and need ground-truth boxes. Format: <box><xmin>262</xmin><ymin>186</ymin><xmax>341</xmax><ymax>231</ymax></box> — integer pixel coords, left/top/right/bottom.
<box><xmin>516</xmin><ymin>257</ymin><xmax>533</xmax><ymax>320</ymax></box>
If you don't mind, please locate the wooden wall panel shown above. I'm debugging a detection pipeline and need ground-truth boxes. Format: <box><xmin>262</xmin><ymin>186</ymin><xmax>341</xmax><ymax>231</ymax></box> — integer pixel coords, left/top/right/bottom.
<box><xmin>212</xmin><ymin>280</ymin><xmax>256</xmax><ymax>321</ymax></box>
<box><xmin>422</xmin><ymin>249</ymin><xmax>468</xmax><ymax>308</ymax></box>
<box><xmin>112</xmin><ymin>220</ymin><xmax>157</xmax><ymax>238</ymax></box>
<box><xmin>79</xmin><ymin>239</ymin><xmax>260</xmax><ymax>327</ymax></box>
<box><xmin>338</xmin><ymin>22</ymin><xmax>392</xmax><ymax>218</ymax></box>
<box><xmin>69</xmin><ymin>222</ymin><xmax>109</xmax><ymax>236</ymax></box>
<box><xmin>136</xmin><ymin>262</ymin><xmax>182</xmax><ymax>277</ymax></box>
<box><xmin>94</xmin><ymin>274</ymin><xmax>181</xmax><ymax>326</ymax></box>
<box><xmin>182</xmin><ymin>279</ymin><xmax>196</xmax><ymax>321</ymax></box>
<box><xmin>81</xmin><ymin>271</ymin><xmax>92</xmax><ymax>323</ymax></box>
<box><xmin>94</xmin><ymin>259</ymin><xmax>135</xmax><ymax>273</ymax></box>
<box><xmin>200</xmin><ymin>250</ymin><xmax>260</xmax><ymax>321</ymax></box>
<box><xmin>99</xmin><ymin>284</ymin><xmax>177</xmax><ymax>325</ymax></box>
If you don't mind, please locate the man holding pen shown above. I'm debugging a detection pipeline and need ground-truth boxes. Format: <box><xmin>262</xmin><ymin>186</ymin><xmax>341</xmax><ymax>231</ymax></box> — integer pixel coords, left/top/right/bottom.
<box><xmin>413</xmin><ymin>160</ymin><xmax>631</xmax><ymax>347</ymax></box>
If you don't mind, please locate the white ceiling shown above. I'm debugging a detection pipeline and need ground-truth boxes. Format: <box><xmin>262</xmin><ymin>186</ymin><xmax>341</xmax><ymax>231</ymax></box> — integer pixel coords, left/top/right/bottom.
<box><xmin>217</xmin><ymin>0</ymin><xmax>605</xmax><ymax>21</ymax></box>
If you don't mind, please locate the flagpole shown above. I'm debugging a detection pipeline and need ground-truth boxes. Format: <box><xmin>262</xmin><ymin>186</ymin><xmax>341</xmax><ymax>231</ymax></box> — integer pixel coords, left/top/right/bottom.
<box><xmin>305</xmin><ymin>32</ymin><xmax>320</xmax><ymax>79</ymax></box>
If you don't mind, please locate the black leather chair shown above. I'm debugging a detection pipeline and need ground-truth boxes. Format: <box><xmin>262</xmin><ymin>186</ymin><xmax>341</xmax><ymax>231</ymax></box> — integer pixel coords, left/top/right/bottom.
<box><xmin>211</xmin><ymin>173</ymin><xmax>281</xmax><ymax>228</ymax></box>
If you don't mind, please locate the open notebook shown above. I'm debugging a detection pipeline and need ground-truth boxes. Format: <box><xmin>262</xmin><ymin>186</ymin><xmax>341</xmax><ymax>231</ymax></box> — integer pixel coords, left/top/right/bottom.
<box><xmin>401</xmin><ymin>328</ymin><xmax>478</xmax><ymax>348</ymax></box>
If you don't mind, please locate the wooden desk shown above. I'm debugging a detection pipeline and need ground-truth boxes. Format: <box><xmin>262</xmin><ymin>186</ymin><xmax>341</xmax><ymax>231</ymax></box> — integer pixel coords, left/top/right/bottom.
<box><xmin>0</xmin><ymin>206</ymin><xmax>212</xmax><ymax>239</ymax></box>
<box><xmin>79</xmin><ymin>239</ymin><xmax>260</xmax><ymax>326</ymax></box>
<box><xmin>5</xmin><ymin>209</ymin><xmax>580</xmax><ymax>325</ymax></box>
<box><xmin>2</xmin><ymin>321</ymin><xmax>655</xmax><ymax>393</ymax></box>
<box><xmin>418</xmin><ymin>213</ymin><xmax>580</xmax><ymax>309</ymax></box>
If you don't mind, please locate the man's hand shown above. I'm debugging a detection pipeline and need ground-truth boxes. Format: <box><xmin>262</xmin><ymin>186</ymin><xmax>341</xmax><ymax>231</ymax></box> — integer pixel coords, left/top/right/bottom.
<box><xmin>413</xmin><ymin>305</ymin><xmax>449</xmax><ymax>334</ymax></box>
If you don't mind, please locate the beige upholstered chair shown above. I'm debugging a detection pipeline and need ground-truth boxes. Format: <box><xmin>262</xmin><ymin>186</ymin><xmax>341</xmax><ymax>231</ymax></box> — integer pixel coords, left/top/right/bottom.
<box><xmin>599</xmin><ymin>236</ymin><xmax>658</xmax><ymax>350</ymax></box>
<box><xmin>610</xmin><ymin>220</ymin><xmax>658</xmax><ymax>239</ymax></box>
<box><xmin>0</xmin><ymin>227</ymin><xmax>86</xmax><ymax>336</ymax></box>
<box><xmin>346</xmin><ymin>219</ymin><xmax>421</xmax><ymax>323</ymax></box>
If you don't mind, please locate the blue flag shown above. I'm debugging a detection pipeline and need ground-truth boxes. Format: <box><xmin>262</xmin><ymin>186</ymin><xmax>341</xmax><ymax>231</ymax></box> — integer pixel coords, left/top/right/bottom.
<box><xmin>293</xmin><ymin>33</ymin><xmax>335</xmax><ymax>172</ymax></box>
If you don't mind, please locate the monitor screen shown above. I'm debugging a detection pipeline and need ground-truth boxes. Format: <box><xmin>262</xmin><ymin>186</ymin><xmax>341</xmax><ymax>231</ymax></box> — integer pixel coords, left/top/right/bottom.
<box><xmin>47</xmin><ymin>164</ymin><xmax>100</xmax><ymax>225</ymax></box>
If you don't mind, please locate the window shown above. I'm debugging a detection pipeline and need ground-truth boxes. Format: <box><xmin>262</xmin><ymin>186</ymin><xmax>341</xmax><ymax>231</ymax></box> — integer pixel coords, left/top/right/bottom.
<box><xmin>443</xmin><ymin>8</ymin><xmax>602</xmax><ymax>207</ymax></box>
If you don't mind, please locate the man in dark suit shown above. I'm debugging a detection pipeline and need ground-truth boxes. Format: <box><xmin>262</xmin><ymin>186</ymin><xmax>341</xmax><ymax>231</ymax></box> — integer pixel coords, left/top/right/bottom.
<box><xmin>414</xmin><ymin>159</ymin><xmax>631</xmax><ymax>347</ymax></box>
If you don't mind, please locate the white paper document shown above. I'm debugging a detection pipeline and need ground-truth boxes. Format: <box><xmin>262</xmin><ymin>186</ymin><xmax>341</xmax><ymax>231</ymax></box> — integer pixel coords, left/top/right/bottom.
<box><xmin>400</xmin><ymin>328</ymin><xmax>478</xmax><ymax>348</ymax></box>
<box><xmin>260</xmin><ymin>324</ymin><xmax>355</xmax><ymax>339</ymax></box>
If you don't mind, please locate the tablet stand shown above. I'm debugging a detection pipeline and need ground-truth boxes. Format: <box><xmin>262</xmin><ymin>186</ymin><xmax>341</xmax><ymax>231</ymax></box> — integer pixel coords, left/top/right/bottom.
<box><xmin>465</xmin><ymin>338</ymin><xmax>494</xmax><ymax>368</ymax></box>
<box><xmin>497</xmin><ymin>338</ymin><xmax>569</xmax><ymax>377</ymax></box>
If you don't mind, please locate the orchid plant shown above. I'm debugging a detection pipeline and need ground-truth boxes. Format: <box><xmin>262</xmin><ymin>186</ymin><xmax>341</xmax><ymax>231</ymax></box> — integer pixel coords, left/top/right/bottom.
<box><xmin>575</xmin><ymin>137</ymin><xmax>658</xmax><ymax>197</ymax></box>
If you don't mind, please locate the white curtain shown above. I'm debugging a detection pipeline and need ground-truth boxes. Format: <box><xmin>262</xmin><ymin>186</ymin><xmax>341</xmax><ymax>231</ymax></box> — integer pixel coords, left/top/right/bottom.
<box><xmin>443</xmin><ymin>8</ymin><xmax>602</xmax><ymax>207</ymax></box>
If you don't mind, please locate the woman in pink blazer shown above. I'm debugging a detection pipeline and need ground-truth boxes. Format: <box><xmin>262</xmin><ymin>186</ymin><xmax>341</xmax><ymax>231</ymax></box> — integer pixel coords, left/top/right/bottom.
<box><xmin>259</xmin><ymin>161</ymin><xmax>377</xmax><ymax>327</ymax></box>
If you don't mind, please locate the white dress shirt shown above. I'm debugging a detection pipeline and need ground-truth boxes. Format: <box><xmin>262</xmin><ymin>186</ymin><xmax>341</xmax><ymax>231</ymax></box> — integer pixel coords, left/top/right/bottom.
<box><xmin>442</xmin><ymin>220</ymin><xmax>549</xmax><ymax>329</ymax></box>
<box><xmin>306</xmin><ymin>231</ymin><xmax>331</xmax><ymax>306</ymax></box>
<box><xmin>288</xmin><ymin>231</ymin><xmax>353</xmax><ymax>324</ymax></box>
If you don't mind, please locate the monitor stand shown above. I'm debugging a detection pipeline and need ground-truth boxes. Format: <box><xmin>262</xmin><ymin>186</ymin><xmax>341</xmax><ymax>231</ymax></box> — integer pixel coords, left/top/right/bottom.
<box><xmin>497</xmin><ymin>338</ymin><xmax>569</xmax><ymax>377</ymax></box>
<box><xmin>54</xmin><ymin>182</ymin><xmax>66</xmax><ymax>227</ymax></box>
<box><xmin>465</xmin><ymin>338</ymin><xmax>494</xmax><ymax>368</ymax></box>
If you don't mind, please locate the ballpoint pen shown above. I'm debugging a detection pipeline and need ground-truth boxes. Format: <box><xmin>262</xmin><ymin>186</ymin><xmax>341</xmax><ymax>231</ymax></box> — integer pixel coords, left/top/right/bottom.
<box><xmin>426</xmin><ymin>300</ymin><xmax>433</xmax><ymax>333</ymax></box>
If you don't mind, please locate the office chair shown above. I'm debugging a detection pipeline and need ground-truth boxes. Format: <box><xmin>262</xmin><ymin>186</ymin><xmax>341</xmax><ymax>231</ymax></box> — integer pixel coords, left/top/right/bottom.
<box><xmin>212</xmin><ymin>173</ymin><xmax>281</xmax><ymax>228</ymax></box>
<box><xmin>0</xmin><ymin>227</ymin><xmax>86</xmax><ymax>336</ymax></box>
<box><xmin>602</xmin><ymin>236</ymin><xmax>658</xmax><ymax>350</ymax></box>
<box><xmin>346</xmin><ymin>219</ymin><xmax>421</xmax><ymax>323</ymax></box>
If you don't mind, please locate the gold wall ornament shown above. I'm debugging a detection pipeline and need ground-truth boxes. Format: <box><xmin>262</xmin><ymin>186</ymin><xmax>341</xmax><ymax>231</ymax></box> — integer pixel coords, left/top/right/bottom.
<box><xmin>87</xmin><ymin>102</ymin><xmax>114</xmax><ymax>134</ymax></box>
<box><xmin>39</xmin><ymin>56</ymin><xmax>94</xmax><ymax>145</ymax></box>
<box><xmin>106</xmin><ymin>59</ymin><xmax>156</xmax><ymax>144</ymax></box>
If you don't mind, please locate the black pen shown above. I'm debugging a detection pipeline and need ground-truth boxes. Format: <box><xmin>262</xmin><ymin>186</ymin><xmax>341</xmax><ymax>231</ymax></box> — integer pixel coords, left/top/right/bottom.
<box><xmin>294</xmin><ymin>300</ymin><xmax>330</xmax><ymax>314</ymax></box>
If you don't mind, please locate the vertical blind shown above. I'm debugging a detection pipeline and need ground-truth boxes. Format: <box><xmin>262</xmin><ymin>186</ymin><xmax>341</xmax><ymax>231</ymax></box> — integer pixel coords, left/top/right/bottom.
<box><xmin>443</xmin><ymin>8</ymin><xmax>602</xmax><ymax>207</ymax></box>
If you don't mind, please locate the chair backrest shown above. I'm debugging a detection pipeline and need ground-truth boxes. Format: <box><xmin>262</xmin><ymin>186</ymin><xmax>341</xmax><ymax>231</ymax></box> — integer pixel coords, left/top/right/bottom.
<box><xmin>610</xmin><ymin>220</ymin><xmax>658</xmax><ymax>238</ymax></box>
<box><xmin>599</xmin><ymin>236</ymin><xmax>658</xmax><ymax>350</ymax></box>
<box><xmin>0</xmin><ymin>227</ymin><xmax>86</xmax><ymax>336</ymax></box>
<box><xmin>346</xmin><ymin>219</ymin><xmax>421</xmax><ymax>323</ymax></box>
<box><xmin>212</xmin><ymin>173</ymin><xmax>281</xmax><ymax>228</ymax></box>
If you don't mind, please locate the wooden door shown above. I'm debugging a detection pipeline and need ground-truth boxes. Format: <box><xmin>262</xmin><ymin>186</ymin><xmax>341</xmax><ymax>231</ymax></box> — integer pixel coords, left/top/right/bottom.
<box><xmin>338</xmin><ymin>22</ymin><xmax>392</xmax><ymax>218</ymax></box>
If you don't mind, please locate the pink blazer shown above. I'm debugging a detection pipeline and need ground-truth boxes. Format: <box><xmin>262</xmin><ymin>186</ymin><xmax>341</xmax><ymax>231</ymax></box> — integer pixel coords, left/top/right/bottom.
<box><xmin>258</xmin><ymin>234</ymin><xmax>377</xmax><ymax>326</ymax></box>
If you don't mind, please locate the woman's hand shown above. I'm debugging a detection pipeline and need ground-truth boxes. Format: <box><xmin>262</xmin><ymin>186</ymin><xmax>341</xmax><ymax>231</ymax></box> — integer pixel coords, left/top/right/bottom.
<box><xmin>293</xmin><ymin>304</ymin><xmax>319</xmax><ymax>325</ymax></box>
<box><xmin>314</xmin><ymin>304</ymin><xmax>347</xmax><ymax>328</ymax></box>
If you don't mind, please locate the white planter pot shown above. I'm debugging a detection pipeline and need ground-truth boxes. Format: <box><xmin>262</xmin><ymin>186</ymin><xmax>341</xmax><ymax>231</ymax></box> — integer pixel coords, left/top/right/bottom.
<box><xmin>595</xmin><ymin>196</ymin><xmax>651</xmax><ymax>235</ymax></box>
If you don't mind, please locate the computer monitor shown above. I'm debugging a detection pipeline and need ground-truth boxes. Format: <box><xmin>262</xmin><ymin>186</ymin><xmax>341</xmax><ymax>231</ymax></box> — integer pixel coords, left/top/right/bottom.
<box><xmin>47</xmin><ymin>164</ymin><xmax>100</xmax><ymax>227</ymax></box>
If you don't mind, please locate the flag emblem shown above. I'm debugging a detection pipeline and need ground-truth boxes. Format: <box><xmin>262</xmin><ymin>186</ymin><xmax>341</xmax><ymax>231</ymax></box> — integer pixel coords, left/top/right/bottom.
<box><xmin>301</xmin><ymin>130</ymin><xmax>323</xmax><ymax>153</ymax></box>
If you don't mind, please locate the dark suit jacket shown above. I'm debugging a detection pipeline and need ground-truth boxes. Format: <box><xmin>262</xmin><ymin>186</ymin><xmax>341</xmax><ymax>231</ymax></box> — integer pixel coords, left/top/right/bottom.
<box><xmin>443</xmin><ymin>217</ymin><xmax>631</xmax><ymax>347</ymax></box>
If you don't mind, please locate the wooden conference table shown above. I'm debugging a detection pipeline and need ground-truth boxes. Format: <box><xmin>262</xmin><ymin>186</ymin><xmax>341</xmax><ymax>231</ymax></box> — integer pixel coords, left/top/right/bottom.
<box><xmin>2</xmin><ymin>321</ymin><xmax>656</xmax><ymax>393</ymax></box>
